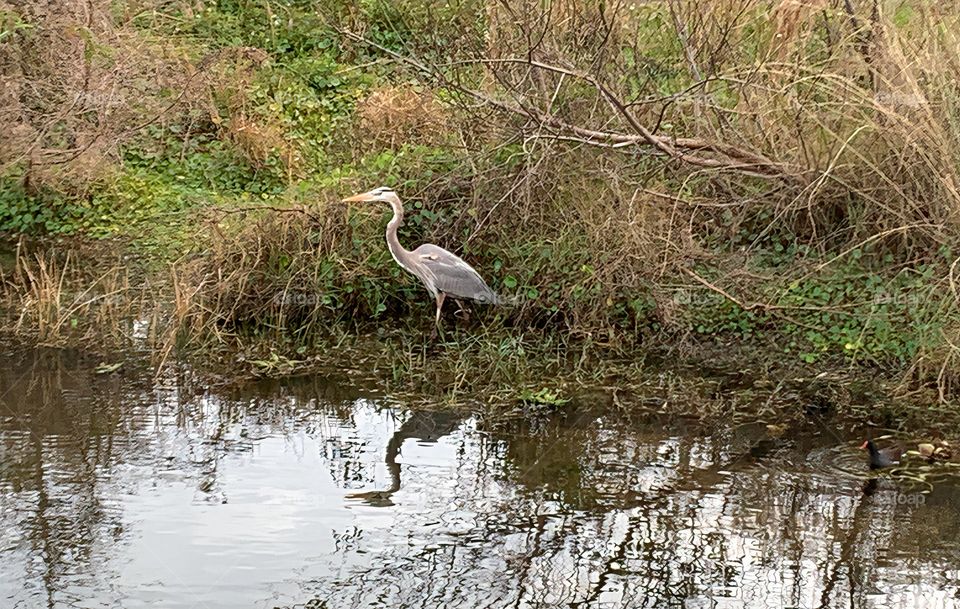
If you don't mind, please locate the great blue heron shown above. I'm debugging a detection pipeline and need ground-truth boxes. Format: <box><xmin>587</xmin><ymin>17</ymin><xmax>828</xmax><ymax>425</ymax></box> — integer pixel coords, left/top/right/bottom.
<box><xmin>342</xmin><ymin>186</ymin><xmax>499</xmax><ymax>333</ymax></box>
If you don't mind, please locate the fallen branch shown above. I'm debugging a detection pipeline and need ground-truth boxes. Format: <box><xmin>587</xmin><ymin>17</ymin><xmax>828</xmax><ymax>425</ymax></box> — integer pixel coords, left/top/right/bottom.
<box><xmin>209</xmin><ymin>204</ymin><xmax>321</xmax><ymax>220</ymax></box>
<box><xmin>682</xmin><ymin>268</ymin><xmax>826</xmax><ymax>333</ymax></box>
<box><xmin>339</xmin><ymin>30</ymin><xmax>808</xmax><ymax>182</ymax></box>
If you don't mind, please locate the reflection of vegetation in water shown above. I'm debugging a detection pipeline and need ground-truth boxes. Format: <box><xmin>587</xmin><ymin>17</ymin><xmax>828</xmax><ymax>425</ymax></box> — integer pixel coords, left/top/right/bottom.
<box><xmin>0</xmin><ymin>350</ymin><xmax>377</xmax><ymax>604</ymax></box>
<box><xmin>309</xmin><ymin>412</ymin><xmax>960</xmax><ymax>608</ymax></box>
<box><xmin>0</xmin><ymin>350</ymin><xmax>128</xmax><ymax>605</ymax></box>
<box><xmin>3</xmin><ymin>350</ymin><xmax>960</xmax><ymax>608</ymax></box>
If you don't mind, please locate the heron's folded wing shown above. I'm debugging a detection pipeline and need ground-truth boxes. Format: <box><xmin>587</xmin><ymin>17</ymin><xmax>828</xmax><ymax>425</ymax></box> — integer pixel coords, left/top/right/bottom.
<box><xmin>413</xmin><ymin>244</ymin><xmax>499</xmax><ymax>303</ymax></box>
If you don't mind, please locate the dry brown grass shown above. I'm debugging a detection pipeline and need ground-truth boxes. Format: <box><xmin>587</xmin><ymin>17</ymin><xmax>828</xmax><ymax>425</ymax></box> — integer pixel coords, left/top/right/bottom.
<box><xmin>0</xmin><ymin>0</ymin><xmax>208</xmax><ymax>194</ymax></box>
<box><xmin>162</xmin><ymin>199</ymin><xmax>363</xmax><ymax>348</ymax></box>
<box><xmin>355</xmin><ymin>84</ymin><xmax>451</xmax><ymax>150</ymax></box>
<box><xmin>0</xmin><ymin>239</ymin><xmax>145</xmax><ymax>346</ymax></box>
<box><xmin>772</xmin><ymin>0</ymin><xmax>830</xmax><ymax>59</ymax></box>
<box><xmin>0</xmin><ymin>2</ymin><xmax>303</xmax><ymax>195</ymax></box>
<box><xmin>226</xmin><ymin>113</ymin><xmax>298</xmax><ymax>174</ymax></box>
<box><xmin>433</xmin><ymin>0</ymin><xmax>960</xmax><ymax>262</ymax></box>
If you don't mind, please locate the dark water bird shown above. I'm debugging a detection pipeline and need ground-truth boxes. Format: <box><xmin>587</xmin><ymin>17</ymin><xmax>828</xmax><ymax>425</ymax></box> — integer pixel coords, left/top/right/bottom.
<box><xmin>342</xmin><ymin>187</ymin><xmax>499</xmax><ymax>334</ymax></box>
<box><xmin>860</xmin><ymin>439</ymin><xmax>903</xmax><ymax>470</ymax></box>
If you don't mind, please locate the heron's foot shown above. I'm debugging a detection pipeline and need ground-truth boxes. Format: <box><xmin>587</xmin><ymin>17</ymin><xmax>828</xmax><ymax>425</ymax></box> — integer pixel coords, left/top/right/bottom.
<box><xmin>454</xmin><ymin>300</ymin><xmax>470</xmax><ymax>321</ymax></box>
<box><xmin>346</xmin><ymin>490</ymin><xmax>397</xmax><ymax>507</ymax></box>
<box><xmin>429</xmin><ymin>324</ymin><xmax>439</xmax><ymax>341</ymax></box>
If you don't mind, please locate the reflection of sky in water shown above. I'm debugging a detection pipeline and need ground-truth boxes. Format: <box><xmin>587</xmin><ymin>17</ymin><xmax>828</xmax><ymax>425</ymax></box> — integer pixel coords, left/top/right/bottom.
<box><xmin>0</xmin><ymin>352</ymin><xmax>959</xmax><ymax>608</ymax></box>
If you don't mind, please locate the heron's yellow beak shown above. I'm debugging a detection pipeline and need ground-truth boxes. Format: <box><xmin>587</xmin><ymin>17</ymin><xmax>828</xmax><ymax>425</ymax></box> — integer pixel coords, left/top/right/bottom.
<box><xmin>342</xmin><ymin>191</ymin><xmax>376</xmax><ymax>203</ymax></box>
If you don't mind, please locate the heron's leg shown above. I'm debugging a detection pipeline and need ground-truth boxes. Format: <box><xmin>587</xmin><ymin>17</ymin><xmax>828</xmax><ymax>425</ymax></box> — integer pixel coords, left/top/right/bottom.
<box><xmin>435</xmin><ymin>292</ymin><xmax>446</xmax><ymax>325</ymax></box>
<box><xmin>430</xmin><ymin>292</ymin><xmax>445</xmax><ymax>339</ymax></box>
<box><xmin>453</xmin><ymin>298</ymin><xmax>470</xmax><ymax>321</ymax></box>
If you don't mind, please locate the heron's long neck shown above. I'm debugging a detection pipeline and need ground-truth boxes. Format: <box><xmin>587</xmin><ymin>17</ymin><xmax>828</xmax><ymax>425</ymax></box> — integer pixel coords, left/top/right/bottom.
<box><xmin>385</xmin><ymin>196</ymin><xmax>413</xmax><ymax>270</ymax></box>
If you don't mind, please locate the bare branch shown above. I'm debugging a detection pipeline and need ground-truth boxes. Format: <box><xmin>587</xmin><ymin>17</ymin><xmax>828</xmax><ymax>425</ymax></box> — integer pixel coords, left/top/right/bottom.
<box><xmin>338</xmin><ymin>30</ymin><xmax>808</xmax><ymax>183</ymax></box>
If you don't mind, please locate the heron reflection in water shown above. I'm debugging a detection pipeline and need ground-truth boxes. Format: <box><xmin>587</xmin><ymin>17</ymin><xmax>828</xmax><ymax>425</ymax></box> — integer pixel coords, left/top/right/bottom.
<box><xmin>346</xmin><ymin>410</ymin><xmax>464</xmax><ymax>507</ymax></box>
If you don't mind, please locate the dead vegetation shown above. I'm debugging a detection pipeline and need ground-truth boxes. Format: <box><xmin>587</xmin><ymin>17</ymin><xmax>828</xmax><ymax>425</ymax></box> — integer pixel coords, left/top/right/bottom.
<box><xmin>0</xmin><ymin>0</ymin><xmax>205</xmax><ymax>193</ymax></box>
<box><xmin>355</xmin><ymin>84</ymin><xmax>451</xmax><ymax>150</ymax></box>
<box><xmin>2</xmin><ymin>0</ymin><xmax>960</xmax><ymax>403</ymax></box>
<box><xmin>0</xmin><ymin>2</ymin><xmax>304</xmax><ymax>195</ymax></box>
<box><xmin>457</xmin><ymin>2</ymin><xmax>954</xmax><ymax>258</ymax></box>
<box><xmin>0</xmin><ymin>238</ymin><xmax>150</xmax><ymax>346</ymax></box>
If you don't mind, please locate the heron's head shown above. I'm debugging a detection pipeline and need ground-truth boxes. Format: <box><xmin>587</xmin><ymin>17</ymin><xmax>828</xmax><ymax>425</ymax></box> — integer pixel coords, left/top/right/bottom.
<box><xmin>342</xmin><ymin>186</ymin><xmax>398</xmax><ymax>205</ymax></box>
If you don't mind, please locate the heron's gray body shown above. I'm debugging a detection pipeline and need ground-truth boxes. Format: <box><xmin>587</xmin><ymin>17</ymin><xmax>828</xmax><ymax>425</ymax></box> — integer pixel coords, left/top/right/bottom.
<box><xmin>381</xmin><ymin>193</ymin><xmax>498</xmax><ymax>305</ymax></box>
<box><xmin>343</xmin><ymin>186</ymin><xmax>498</xmax><ymax>331</ymax></box>
<box><xmin>407</xmin><ymin>243</ymin><xmax>499</xmax><ymax>304</ymax></box>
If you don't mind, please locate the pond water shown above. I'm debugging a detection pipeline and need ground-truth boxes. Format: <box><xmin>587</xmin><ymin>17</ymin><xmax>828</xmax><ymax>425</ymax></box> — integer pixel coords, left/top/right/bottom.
<box><xmin>1</xmin><ymin>348</ymin><xmax>959</xmax><ymax>609</ymax></box>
